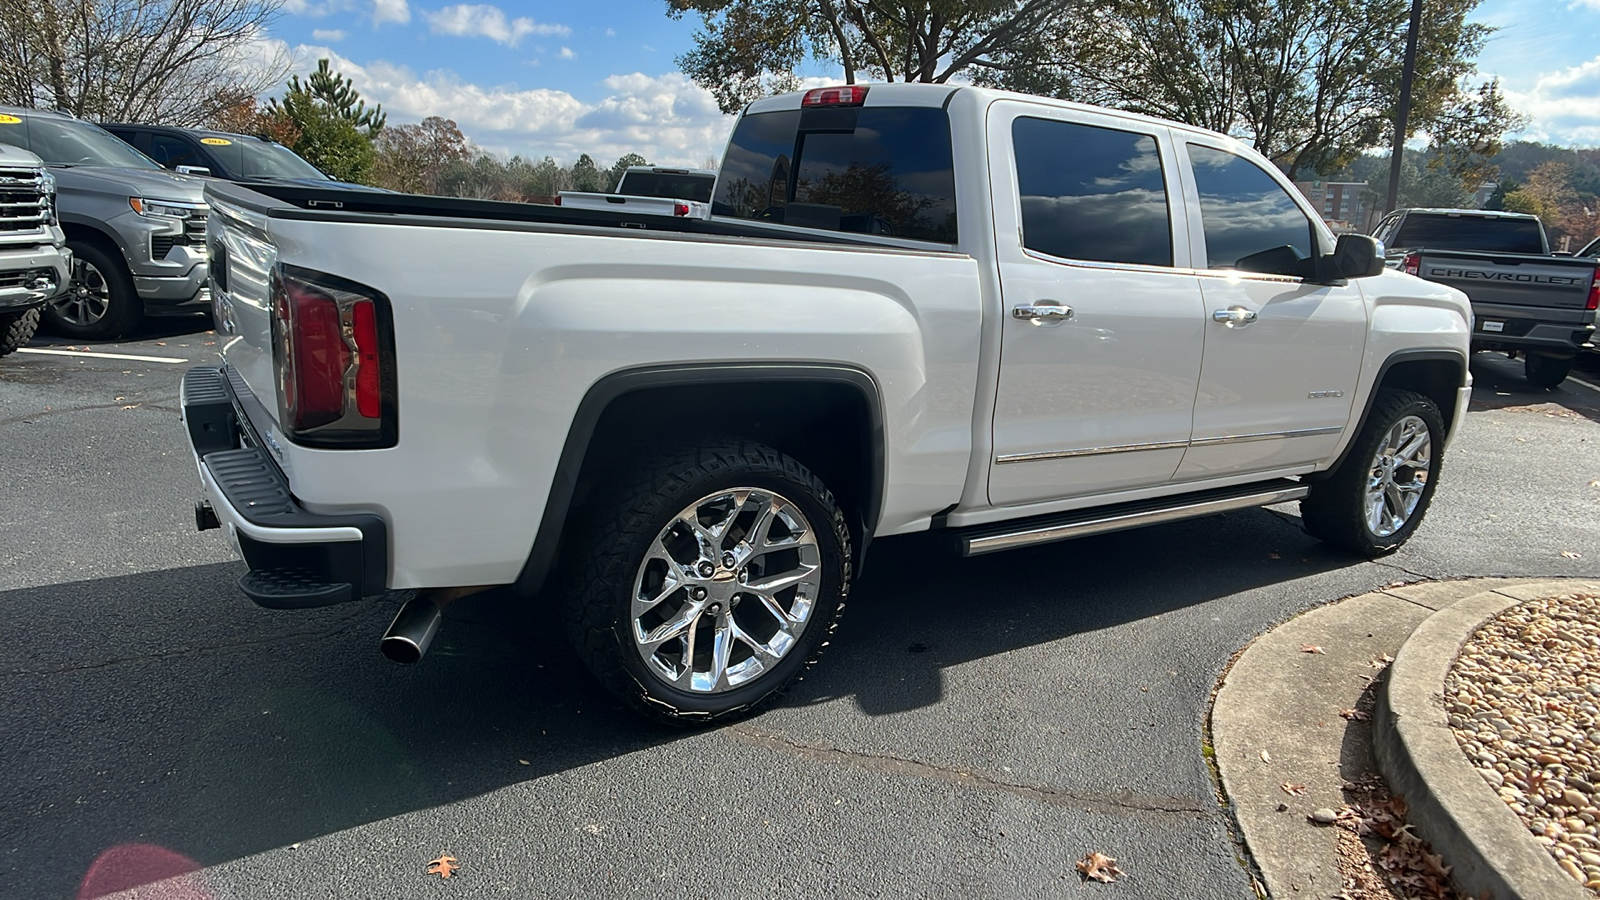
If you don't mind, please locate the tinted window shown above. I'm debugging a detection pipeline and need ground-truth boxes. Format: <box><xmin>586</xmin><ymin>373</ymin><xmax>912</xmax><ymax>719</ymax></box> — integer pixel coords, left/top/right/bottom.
<box><xmin>1394</xmin><ymin>214</ymin><xmax>1545</xmax><ymax>254</ymax></box>
<box><xmin>208</xmin><ymin>140</ymin><xmax>327</xmax><ymax>180</ymax></box>
<box><xmin>148</xmin><ymin>134</ymin><xmax>202</xmax><ymax>169</ymax></box>
<box><xmin>1013</xmin><ymin>117</ymin><xmax>1171</xmax><ymax>267</ymax></box>
<box><xmin>714</xmin><ymin>106</ymin><xmax>958</xmax><ymax>243</ymax></box>
<box><xmin>619</xmin><ymin>172</ymin><xmax>715</xmax><ymax>202</ymax></box>
<box><xmin>1187</xmin><ymin>144</ymin><xmax>1314</xmax><ymax>273</ymax></box>
<box><xmin>1</xmin><ymin>116</ymin><xmax>158</xmax><ymax>168</ymax></box>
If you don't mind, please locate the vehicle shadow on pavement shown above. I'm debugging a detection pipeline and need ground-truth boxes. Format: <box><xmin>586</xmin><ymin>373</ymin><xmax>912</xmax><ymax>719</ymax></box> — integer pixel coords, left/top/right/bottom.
<box><xmin>1468</xmin><ymin>351</ymin><xmax>1600</xmax><ymax>426</ymax></box>
<box><xmin>795</xmin><ymin>505</ymin><xmax>1361</xmax><ymax>717</ymax></box>
<box><xmin>0</xmin><ymin>562</ymin><xmax>663</xmax><ymax>900</ymax></box>
<box><xmin>5</xmin><ymin>510</ymin><xmax>1362</xmax><ymax>898</ymax></box>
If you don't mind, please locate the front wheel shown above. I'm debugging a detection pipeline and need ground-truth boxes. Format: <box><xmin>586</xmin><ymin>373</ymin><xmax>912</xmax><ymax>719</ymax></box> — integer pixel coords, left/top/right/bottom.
<box><xmin>1301</xmin><ymin>389</ymin><xmax>1444</xmax><ymax>557</ymax></box>
<box><xmin>0</xmin><ymin>306</ymin><xmax>41</xmax><ymax>356</ymax></box>
<box><xmin>45</xmin><ymin>241</ymin><xmax>142</xmax><ymax>340</ymax></box>
<box><xmin>1524</xmin><ymin>354</ymin><xmax>1573</xmax><ymax>388</ymax></box>
<box><xmin>560</xmin><ymin>440</ymin><xmax>852</xmax><ymax>725</ymax></box>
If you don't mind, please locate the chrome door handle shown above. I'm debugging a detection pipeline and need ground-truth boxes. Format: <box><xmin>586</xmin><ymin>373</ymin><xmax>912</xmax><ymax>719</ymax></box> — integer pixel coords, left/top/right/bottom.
<box><xmin>1212</xmin><ymin>306</ymin><xmax>1258</xmax><ymax>327</ymax></box>
<box><xmin>1012</xmin><ymin>301</ymin><xmax>1074</xmax><ymax>324</ymax></box>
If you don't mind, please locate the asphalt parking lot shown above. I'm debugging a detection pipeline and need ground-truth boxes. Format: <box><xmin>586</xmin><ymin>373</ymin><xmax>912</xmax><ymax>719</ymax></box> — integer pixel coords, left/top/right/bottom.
<box><xmin>2</xmin><ymin>319</ymin><xmax>1598</xmax><ymax>899</ymax></box>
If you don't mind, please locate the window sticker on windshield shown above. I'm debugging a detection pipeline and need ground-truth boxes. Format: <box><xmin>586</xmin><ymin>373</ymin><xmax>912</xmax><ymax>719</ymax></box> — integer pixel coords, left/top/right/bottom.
<box><xmin>0</xmin><ymin>115</ymin><xmax>20</xmax><ymax>124</ymax></box>
<box><xmin>201</xmin><ymin>138</ymin><xmax>232</xmax><ymax>145</ymax></box>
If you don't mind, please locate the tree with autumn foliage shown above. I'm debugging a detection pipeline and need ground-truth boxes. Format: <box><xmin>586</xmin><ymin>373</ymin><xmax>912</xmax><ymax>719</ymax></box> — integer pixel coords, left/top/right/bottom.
<box><xmin>372</xmin><ymin>116</ymin><xmax>474</xmax><ymax>195</ymax></box>
<box><xmin>978</xmin><ymin>0</ymin><xmax>1522</xmax><ymax>183</ymax></box>
<box><xmin>1501</xmin><ymin>162</ymin><xmax>1599</xmax><ymax>250</ymax></box>
<box><xmin>668</xmin><ymin>0</ymin><xmax>1081</xmax><ymax>112</ymax></box>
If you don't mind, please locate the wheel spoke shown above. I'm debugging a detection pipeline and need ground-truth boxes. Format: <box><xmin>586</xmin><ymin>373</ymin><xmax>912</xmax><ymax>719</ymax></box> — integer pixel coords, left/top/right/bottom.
<box><xmin>704</xmin><ymin>616</ymin><xmax>734</xmax><ymax>691</ymax></box>
<box><xmin>640</xmin><ymin>605</ymin><xmax>699</xmax><ymax>650</ymax></box>
<box><xmin>745</xmin><ymin>563</ymin><xmax>818</xmax><ymax>595</ymax></box>
<box><xmin>1394</xmin><ymin>432</ymin><xmax>1430</xmax><ymax>467</ymax></box>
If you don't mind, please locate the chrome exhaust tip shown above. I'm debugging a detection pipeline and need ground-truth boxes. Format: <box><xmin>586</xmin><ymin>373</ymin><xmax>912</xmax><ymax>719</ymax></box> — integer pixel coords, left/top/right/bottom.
<box><xmin>380</xmin><ymin>593</ymin><xmax>444</xmax><ymax>665</ymax></box>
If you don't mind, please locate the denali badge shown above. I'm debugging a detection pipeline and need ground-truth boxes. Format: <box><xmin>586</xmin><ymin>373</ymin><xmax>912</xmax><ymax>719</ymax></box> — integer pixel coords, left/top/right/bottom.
<box><xmin>1307</xmin><ymin>390</ymin><xmax>1345</xmax><ymax>399</ymax></box>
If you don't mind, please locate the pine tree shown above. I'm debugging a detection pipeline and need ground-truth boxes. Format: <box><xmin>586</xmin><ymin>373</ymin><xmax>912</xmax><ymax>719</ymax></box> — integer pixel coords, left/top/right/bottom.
<box><xmin>270</xmin><ymin>59</ymin><xmax>385</xmax><ymax>136</ymax></box>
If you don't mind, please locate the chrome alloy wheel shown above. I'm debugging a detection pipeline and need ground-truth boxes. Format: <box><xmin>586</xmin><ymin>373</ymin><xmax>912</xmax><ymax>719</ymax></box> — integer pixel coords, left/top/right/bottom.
<box><xmin>53</xmin><ymin>258</ymin><xmax>111</xmax><ymax>327</ymax></box>
<box><xmin>631</xmin><ymin>487</ymin><xmax>822</xmax><ymax>693</ymax></box>
<box><xmin>1365</xmin><ymin>414</ymin><xmax>1432</xmax><ymax>538</ymax></box>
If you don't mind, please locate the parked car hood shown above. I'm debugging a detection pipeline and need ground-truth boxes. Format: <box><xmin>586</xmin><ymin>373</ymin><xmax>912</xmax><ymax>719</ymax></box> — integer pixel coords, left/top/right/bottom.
<box><xmin>49</xmin><ymin>165</ymin><xmax>208</xmax><ymax>204</ymax></box>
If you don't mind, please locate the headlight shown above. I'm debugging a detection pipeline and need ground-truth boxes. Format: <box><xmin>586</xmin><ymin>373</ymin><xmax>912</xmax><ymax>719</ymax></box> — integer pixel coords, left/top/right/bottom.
<box><xmin>129</xmin><ymin>197</ymin><xmax>204</xmax><ymax>219</ymax></box>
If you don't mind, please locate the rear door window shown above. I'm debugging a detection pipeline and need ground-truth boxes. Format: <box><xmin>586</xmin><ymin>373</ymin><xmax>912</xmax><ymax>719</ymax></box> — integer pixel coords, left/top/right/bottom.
<box><xmin>149</xmin><ymin>134</ymin><xmax>203</xmax><ymax>170</ymax></box>
<box><xmin>1186</xmin><ymin>144</ymin><xmax>1317</xmax><ymax>275</ymax></box>
<box><xmin>1012</xmin><ymin>117</ymin><xmax>1172</xmax><ymax>267</ymax></box>
<box><xmin>714</xmin><ymin>106</ymin><xmax>958</xmax><ymax>243</ymax></box>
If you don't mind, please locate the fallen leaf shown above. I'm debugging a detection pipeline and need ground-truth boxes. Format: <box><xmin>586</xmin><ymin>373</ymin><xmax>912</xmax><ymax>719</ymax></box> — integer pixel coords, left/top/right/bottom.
<box><xmin>1340</xmin><ymin>708</ymin><xmax>1372</xmax><ymax>721</ymax></box>
<box><xmin>1590</xmin><ymin>480</ymin><xmax>1600</xmax><ymax>488</ymax></box>
<box><xmin>427</xmin><ymin>855</ymin><xmax>459</xmax><ymax>879</ymax></box>
<box><xmin>121</xmin><ymin>404</ymin><xmax>139</xmax><ymax>410</ymax></box>
<box><xmin>1075</xmin><ymin>851</ymin><xmax>1123</xmax><ymax>883</ymax></box>
<box><xmin>1301</xmin><ymin>644</ymin><xmax>1325</xmax><ymax>654</ymax></box>
<box><xmin>1260</xmin><ymin>749</ymin><xmax>1273</xmax><ymax>763</ymax></box>
<box><xmin>1281</xmin><ymin>782</ymin><xmax>1308</xmax><ymax>796</ymax></box>
<box><xmin>518</xmin><ymin>759</ymin><xmax>529</xmax><ymax>766</ymax></box>
<box><xmin>1267</xmin><ymin>552</ymin><xmax>1281</xmax><ymax>559</ymax></box>
<box><xmin>1561</xmin><ymin>551</ymin><xmax>1581</xmax><ymax>559</ymax></box>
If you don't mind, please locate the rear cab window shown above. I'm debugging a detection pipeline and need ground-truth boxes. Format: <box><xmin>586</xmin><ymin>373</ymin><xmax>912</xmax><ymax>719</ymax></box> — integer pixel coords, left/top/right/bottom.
<box><xmin>713</xmin><ymin>105</ymin><xmax>958</xmax><ymax>244</ymax></box>
<box><xmin>619</xmin><ymin>172</ymin><xmax>715</xmax><ymax>203</ymax></box>
<box><xmin>1394</xmin><ymin>214</ymin><xmax>1546</xmax><ymax>254</ymax></box>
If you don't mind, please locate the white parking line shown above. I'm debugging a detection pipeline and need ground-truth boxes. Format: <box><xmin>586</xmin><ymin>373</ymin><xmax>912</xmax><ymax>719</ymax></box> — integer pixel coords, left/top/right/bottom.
<box><xmin>15</xmin><ymin>347</ymin><xmax>189</xmax><ymax>365</ymax></box>
<box><xmin>1569</xmin><ymin>375</ymin><xmax>1600</xmax><ymax>395</ymax></box>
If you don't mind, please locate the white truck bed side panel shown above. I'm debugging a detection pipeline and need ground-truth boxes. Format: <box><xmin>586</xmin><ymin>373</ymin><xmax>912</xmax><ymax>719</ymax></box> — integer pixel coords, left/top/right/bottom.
<box><xmin>252</xmin><ymin>219</ymin><xmax>984</xmax><ymax>588</ymax></box>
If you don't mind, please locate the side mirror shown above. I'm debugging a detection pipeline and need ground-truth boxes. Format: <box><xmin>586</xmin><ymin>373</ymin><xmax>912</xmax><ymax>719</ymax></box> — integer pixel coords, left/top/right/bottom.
<box><xmin>175</xmin><ymin>165</ymin><xmax>212</xmax><ymax>177</ymax></box>
<box><xmin>1326</xmin><ymin>233</ymin><xmax>1385</xmax><ymax>280</ymax></box>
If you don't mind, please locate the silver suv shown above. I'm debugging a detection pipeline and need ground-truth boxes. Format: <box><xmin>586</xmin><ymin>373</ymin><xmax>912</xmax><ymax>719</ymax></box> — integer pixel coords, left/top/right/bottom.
<box><xmin>0</xmin><ymin>141</ymin><xmax>71</xmax><ymax>355</ymax></box>
<box><xmin>0</xmin><ymin>107</ymin><xmax>210</xmax><ymax>339</ymax></box>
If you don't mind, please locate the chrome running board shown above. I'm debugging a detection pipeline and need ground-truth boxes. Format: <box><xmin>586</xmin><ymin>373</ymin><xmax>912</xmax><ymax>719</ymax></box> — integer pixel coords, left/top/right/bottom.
<box><xmin>958</xmin><ymin>479</ymin><xmax>1309</xmax><ymax>557</ymax></box>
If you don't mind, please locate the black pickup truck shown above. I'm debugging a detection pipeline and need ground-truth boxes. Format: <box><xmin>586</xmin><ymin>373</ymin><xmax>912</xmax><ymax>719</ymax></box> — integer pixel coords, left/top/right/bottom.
<box><xmin>1371</xmin><ymin>208</ymin><xmax>1598</xmax><ymax>387</ymax></box>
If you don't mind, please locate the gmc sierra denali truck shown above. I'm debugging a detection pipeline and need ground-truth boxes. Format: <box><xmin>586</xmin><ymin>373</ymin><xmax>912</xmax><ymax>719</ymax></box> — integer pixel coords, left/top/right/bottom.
<box><xmin>1371</xmin><ymin>208</ymin><xmax>1598</xmax><ymax>387</ymax></box>
<box><xmin>185</xmin><ymin>84</ymin><xmax>1473</xmax><ymax>724</ymax></box>
<box><xmin>0</xmin><ymin>143</ymin><xmax>71</xmax><ymax>356</ymax></box>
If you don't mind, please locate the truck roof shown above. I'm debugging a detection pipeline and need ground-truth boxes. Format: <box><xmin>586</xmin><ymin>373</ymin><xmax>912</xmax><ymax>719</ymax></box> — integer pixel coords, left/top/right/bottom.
<box><xmin>99</xmin><ymin>122</ymin><xmax>284</xmax><ymax>148</ymax></box>
<box><xmin>1395</xmin><ymin>208</ymin><xmax>1540</xmax><ymax>221</ymax></box>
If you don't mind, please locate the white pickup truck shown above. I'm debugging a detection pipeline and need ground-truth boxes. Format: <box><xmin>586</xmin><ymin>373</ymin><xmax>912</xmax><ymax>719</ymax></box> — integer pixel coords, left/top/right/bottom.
<box><xmin>187</xmin><ymin>83</ymin><xmax>1472</xmax><ymax>724</ymax></box>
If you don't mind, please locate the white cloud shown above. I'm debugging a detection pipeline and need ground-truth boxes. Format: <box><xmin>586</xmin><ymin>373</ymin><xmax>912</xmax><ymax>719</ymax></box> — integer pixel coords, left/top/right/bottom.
<box><xmin>373</xmin><ymin>0</ymin><xmax>410</xmax><ymax>25</ymax></box>
<box><xmin>1502</xmin><ymin>57</ymin><xmax>1600</xmax><ymax>145</ymax></box>
<box><xmin>424</xmin><ymin>4</ymin><xmax>568</xmax><ymax>46</ymax></box>
<box><xmin>558</xmin><ymin>46</ymin><xmax>575</xmax><ymax>59</ymax></box>
<box><xmin>604</xmin><ymin>28</ymin><xmax>616</xmax><ymax>37</ymax></box>
<box><xmin>311</xmin><ymin>28</ymin><xmax>347</xmax><ymax>41</ymax></box>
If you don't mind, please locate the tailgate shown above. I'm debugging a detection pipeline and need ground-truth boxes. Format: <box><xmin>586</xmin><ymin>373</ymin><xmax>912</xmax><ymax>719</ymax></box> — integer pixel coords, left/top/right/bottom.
<box><xmin>1417</xmin><ymin>250</ymin><xmax>1596</xmax><ymax>310</ymax></box>
<box><xmin>206</xmin><ymin>193</ymin><xmax>282</xmax><ymax>434</ymax></box>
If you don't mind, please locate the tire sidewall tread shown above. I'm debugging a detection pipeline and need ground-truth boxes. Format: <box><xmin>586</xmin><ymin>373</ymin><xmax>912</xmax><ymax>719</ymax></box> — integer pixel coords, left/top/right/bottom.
<box><xmin>1302</xmin><ymin>388</ymin><xmax>1445</xmax><ymax>557</ymax></box>
<box><xmin>558</xmin><ymin>438</ymin><xmax>852</xmax><ymax>726</ymax></box>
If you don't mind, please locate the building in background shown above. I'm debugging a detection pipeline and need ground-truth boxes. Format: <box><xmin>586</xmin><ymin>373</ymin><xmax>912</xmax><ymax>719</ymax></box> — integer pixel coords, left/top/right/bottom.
<box><xmin>1294</xmin><ymin>180</ymin><xmax>1372</xmax><ymax>233</ymax></box>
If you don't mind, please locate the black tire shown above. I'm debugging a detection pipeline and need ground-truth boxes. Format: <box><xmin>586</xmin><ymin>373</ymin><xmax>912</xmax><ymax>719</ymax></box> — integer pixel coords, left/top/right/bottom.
<box><xmin>1525</xmin><ymin>354</ymin><xmax>1574</xmax><ymax>388</ymax></box>
<box><xmin>1301</xmin><ymin>389</ymin><xmax>1445</xmax><ymax>557</ymax></box>
<box><xmin>0</xmin><ymin>306</ymin><xmax>40</xmax><ymax>356</ymax></box>
<box><xmin>44</xmin><ymin>241</ymin><xmax>142</xmax><ymax>340</ymax></box>
<box><xmin>559</xmin><ymin>439</ymin><xmax>852</xmax><ymax>725</ymax></box>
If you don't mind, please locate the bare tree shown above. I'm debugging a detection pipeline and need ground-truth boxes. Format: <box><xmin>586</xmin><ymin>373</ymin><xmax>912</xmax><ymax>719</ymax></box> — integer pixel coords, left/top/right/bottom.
<box><xmin>0</xmin><ymin>0</ymin><xmax>287</xmax><ymax>125</ymax></box>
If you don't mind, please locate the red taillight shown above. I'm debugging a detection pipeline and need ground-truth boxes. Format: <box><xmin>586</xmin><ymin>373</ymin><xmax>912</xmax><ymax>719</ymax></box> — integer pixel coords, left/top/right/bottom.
<box><xmin>673</xmin><ymin>202</ymin><xmax>689</xmax><ymax>217</ymax></box>
<box><xmin>1402</xmin><ymin>252</ymin><xmax>1421</xmax><ymax>277</ymax></box>
<box><xmin>1589</xmin><ymin>268</ymin><xmax>1600</xmax><ymax>311</ymax></box>
<box><xmin>801</xmin><ymin>85</ymin><xmax>869</xmax><ymax>107</ymax></box>
<box><xmin>553</xmin><ymin>194</ymin><xmax>562</xmax><ymax>205</ymax></box>
<box><xmin>352</xmin><ymin>299</ymin><xmax>381</xmax><ymax>417</ymax></box>
<box><xmin>269</xmin><ymin>265</ymin><xmax>393</xmax><ymax>447</ymax></box>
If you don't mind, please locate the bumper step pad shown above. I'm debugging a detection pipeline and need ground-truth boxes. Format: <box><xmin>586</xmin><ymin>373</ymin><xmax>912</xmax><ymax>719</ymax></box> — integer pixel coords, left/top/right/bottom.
<box><xmin>239</xmin><ymin>567</ymin><xmax>353</xmax><ymax>609</ymax></box>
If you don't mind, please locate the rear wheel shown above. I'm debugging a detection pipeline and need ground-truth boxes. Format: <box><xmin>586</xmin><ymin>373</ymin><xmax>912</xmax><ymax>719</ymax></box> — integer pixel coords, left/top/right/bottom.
<box><xmin>0</xmin><ymin>306</ymin><xmax>41</xmax><ymax>356</ymax></box>
<box><xmin>1301</xmin><ymin>389</ymin><xmax>1444</xmax><ymax>557</ymax></box>
<box><xmin>45</xmin><ymin>241</ymin><xmax>142</xmax><ymax>340</ymax></box>
<box><xmin>1524</xmin><ymin>354</ymin><xmax>1573</xmax><ymax>388</ymax></box>
<box><xmin>560</xmin><ymin>439</ymin><xmax>851</xmax><ymax>725</ymax></box>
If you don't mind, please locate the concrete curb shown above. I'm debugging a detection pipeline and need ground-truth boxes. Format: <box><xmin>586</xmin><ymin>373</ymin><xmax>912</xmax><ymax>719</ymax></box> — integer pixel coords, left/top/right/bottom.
<box><xmin>1374</xmin><ymin>582</ymin><xmax>1595</xmax><ymax>900</ymax></box>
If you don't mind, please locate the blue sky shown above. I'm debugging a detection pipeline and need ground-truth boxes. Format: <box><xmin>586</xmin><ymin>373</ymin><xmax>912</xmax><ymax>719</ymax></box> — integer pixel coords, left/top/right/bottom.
<box><xmin>254</xmin><ymin>0</ymin><xmax>1600</xmax><ymax>167</ymax></box>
